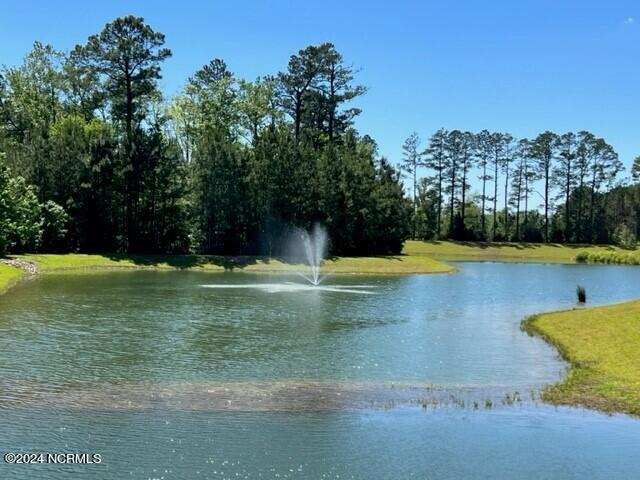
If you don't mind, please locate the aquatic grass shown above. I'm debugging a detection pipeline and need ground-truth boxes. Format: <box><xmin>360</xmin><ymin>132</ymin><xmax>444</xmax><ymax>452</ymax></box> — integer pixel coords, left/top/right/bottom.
<box><xmin>522</xmin><ymin>302</ymin><xmax>640</xmax><ymax>416</ymax></box>
<box><xmin>502</xmin><ymin>392</ymin><xmax>522</xmax><ymax>406</ymax></box>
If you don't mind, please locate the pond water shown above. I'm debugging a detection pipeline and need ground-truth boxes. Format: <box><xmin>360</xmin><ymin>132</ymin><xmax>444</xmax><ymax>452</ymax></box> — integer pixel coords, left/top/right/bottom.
<box><xmin>1</xmin><ymin>263</ymin><xmax>640</xmax><ymax>479</ymax></box>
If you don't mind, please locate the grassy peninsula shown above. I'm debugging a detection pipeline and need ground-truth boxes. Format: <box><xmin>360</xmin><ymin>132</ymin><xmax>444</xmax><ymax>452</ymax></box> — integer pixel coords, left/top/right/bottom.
<box><xmin>523</xmin><ymin>301</ymin><xmax>640</xmax><ymax>416</ymax></box>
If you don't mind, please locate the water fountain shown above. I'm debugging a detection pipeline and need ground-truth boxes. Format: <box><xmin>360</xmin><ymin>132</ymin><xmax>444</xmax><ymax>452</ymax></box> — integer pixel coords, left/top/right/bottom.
<box><xmin>200</xmin><ymin>223</ymin><xmax>374</xmax><ymax>294</ymax></box>
<box><xmin>296</xmin><ymin>224</ymin><xmax>328</xmax><ymax>286</ymax></box>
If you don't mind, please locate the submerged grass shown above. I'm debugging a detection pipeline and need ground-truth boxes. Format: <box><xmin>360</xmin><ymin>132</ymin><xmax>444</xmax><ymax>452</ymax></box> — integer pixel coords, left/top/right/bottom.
<box><xmin>0</xmin><ymin>263</ymin><xmax>24</xmax><ymax>293</ymax></box>
<box><xmin>522</xmin><ymin>301</ymin><xmax>640</xmax><ymax>416</ymax></box>
<box><xmin>405</xmin><ymin>240</ymin><xmax>629</xmax><ymax>264</ymax></box>
<box><xmin>19</xmin><ymin>252</ymin><xmax>454</xmax><ymax>275</ymax></box>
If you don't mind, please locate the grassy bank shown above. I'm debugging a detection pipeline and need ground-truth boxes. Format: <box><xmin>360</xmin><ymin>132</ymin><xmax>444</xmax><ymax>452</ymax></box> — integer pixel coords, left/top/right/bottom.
<box><xmin>19</xmin><ymin>252</ymin><xmax>454</xmax><ymax>275</ymax></box>
<box><xmin>17</xmin><ymin>241</ymin><xmax>635</xmax><ymax>274</ymax></box>
<box><xmin>405</xmin><ymin>240</ymin><xmax>629</xmax><ymax>264</ymax></box>
<box><xmin>523</xmin><ymin>301</ymin><xmax>640</xmax><ymax>415</ymax></box>
<box><xmin>0</xmin><ymin>264</ymin><xmax>24</xmax><ymax>293</ymax></box>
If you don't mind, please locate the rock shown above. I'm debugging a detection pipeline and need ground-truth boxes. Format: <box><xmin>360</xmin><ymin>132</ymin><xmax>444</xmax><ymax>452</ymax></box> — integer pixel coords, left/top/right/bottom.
<box><xmin>0</xmin><ymin>258</ymin><xmax>38</xmax><ymax>275</ymax></box>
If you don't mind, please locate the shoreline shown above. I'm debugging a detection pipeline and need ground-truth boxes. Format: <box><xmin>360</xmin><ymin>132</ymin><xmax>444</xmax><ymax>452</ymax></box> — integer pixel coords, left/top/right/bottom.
<box><xmin>0</xmin><ymin>262</ymin><xmax>28</xmax><ymax>296</ymax></box>
<box><xmin>15</xmin><ymin>252</ymin><xmax>457</xmax><ymax>276</ymax></box>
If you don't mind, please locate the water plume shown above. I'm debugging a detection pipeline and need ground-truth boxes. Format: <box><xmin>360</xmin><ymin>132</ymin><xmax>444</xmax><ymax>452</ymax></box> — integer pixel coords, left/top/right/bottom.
<box><xmin>287</xmin><ymin>223</ymin><xmax>328</xmax><ymax>286</ymax></box>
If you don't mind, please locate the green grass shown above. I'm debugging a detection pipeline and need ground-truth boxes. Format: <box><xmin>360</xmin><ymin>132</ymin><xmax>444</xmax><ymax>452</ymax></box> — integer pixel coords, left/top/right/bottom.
<box><xmin>19</xmin><ymin>252</ymin><xmax>454</xmax><ymax>275</ymax></box>
<box><xmin>20</xmin><ymin>253</ymin><xmax>225</xmax><ymax>271</ymax></box>
<box><xmin>320</xmin><ymin>255</ymin><xmax>453</xmax><ymax>274</ymax></box>
<box><xmin>523</xmin><ymin>301</ymin><xmax>640</xmax><ymax>415</ymax></box>
<box><xmin>404</xmin><ymin>240</ymin><xmax>629</xmax><ymax>264</ymax></box>
<box><xmin>0</xmin><ymin>264</ymin><xmax>24</xmax><ymax>292</ymax></box>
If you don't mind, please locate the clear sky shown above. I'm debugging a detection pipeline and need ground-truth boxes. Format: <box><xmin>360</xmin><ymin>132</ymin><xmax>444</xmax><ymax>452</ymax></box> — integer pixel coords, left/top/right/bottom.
<box><xmin>1</xmin><ymin>0</ymin><xmax>639</xmax><ymax>176</ymax></box>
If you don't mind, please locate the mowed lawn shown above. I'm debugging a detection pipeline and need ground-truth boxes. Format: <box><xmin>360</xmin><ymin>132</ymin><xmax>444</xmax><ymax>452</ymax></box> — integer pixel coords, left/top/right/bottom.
<box><xmin>404</xmin><ymin>240</ymin><xmax>629</xmax><ymax>264</ymax></box>
<box><xmin>523</xmin><ymin>301</ymin><xmax>640</xmax><ymax>415</ymax></box>
<box><xmin>19</xmin><ymin>252</ymin><xmax>454</xmax><ymax>275</ymax></box>
<box><xmin>0</xmin><ymin>263</ymin><xmax>24</xmax><ymax>291</ymax></box>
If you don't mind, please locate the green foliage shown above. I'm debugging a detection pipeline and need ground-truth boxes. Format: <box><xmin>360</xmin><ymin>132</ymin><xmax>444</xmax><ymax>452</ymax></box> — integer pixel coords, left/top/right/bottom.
<box><xmin>0</xmin><ymin>158</ymin><xmax>10</xmax><ymax>255</ymax></box>
<box><xmin>74</xmin><ymin>15</ymin><xmax>171</xmax><ymax>130</ymax></box>
<box><xmin>40</xmin><ymin>200</ymin><xmax>68</xmax><ymax>251</ymax></box>
<box><xmin>6</xmin><ymin>175</ymin><xmax>42</xmax><ymax>252</ymax></box>
<box><xmin>576</xmin><ymin>249</ymin><xmax>640</xmax><ymax>265</ymax></box>
<box><xmin>613</xmin><ymin>224</ymin><xmax>637</xmax><ymax>249</ymax></box>
<box><xmin>0</xmin><ymin>155</ymin><xmax>46</xmax><ymax>254</ymax></box>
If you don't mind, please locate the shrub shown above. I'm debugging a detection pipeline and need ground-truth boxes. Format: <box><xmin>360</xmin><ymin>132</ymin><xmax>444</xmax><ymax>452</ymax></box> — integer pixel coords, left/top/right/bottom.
<box><xmin>613</xmin><ymin>224</ymin><xmax>637</xmax><ymax>249</ymax></box>
<box><xmin>575</xmin><ymin>251</ymin><xmax>589</xmax><ymax>263</ymax></box>
<box><xmin>575</xmin><ymin>250</ymin><xmax>640</xmax><ymax>265</ymax></box>
<box><xmin>5</xmin><ymin>176</ymin><xmax>42</xmax><ymax>252</ymax></box>
<box><xmin>41</xmin><ymin>201</ymin><xmax>69</xmax><ymax>252</ymax></box>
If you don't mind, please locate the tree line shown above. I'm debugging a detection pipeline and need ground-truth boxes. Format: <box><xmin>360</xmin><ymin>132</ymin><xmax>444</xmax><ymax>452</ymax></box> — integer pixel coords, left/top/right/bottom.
<box><xmin>0</xmin><ymin>16</ymin><xmax>410</xmax><ymax>256</ymax></box>
<box><xmin>401</xmin><ymin>129</ymin><xmax>640</xmax><ymax>246</ymax></box>
<box><xmin>2</xmin><ymin>15</ymin><xmax>638</xmax><ymax>258</ymax></box>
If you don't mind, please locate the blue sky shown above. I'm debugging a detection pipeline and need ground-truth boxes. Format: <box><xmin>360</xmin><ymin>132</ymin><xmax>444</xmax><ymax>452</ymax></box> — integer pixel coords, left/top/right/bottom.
<box><xmin>1</xmin><ymin>0</ymin><xmax>639</xmax><ymax>177</ymax></box>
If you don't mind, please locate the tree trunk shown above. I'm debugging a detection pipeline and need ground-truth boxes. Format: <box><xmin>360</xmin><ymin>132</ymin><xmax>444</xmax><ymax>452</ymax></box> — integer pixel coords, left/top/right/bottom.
<box><xmin>328</xmin><ymin>68</ymin><xmax>336</xmax><ymax>142</ymax></box>
<box><xmin>437</xmin><ymin>160</ymin><xmax>442</xmax><ymax>238</ymax></box>
<box><xmin>565</xmin><ymin>166</ymin><xmax>571</xmax><ymax>242</ymax></box>
<box><xmin>503</xmin><ymin>162</ymin><xmax>509</xmax><ymax>239</ymax></box>
<box><xmin>493</xmin><ymin>158</ymin><xmax>498</xmax><ymax>239</ymax></box>
<box><xmin>515</xmin><ymin>180</ymin><xmax>521</xmax><ymax>240</ymax></box>
<box><xmin>481</xmin><ymin>162</ymin><xmax>487</xmax><ymax>239</ymax></box>
<box><xmin>544</xmin><ymin>159</ymin><xmax>550</xmax><ymax>243</ymax></box>
<box><xmin>524</xmin><ymin>167</ymin><xmax>529</xmax><ymax>227</ymax></box>
<box><xmin>413</xmin><ymin>167</ymin><xmax>417</xmax><ymax>240</ymax></box>
<box><xmin>124</xmin><ymin>66</ymin><xmax>135</xmax><ymax>251</ymax></box>
<box><xmin>590</xmin><ymin>168</ymin><xmax>597</xmax><ymax>243</ymax></box>
<box><xmin>577</xmin><ymin>173</ymin><xmax>584</xmax><ymax>242</ymax></box>
<box><xmin>449</xmin><ymin>162</ymin><xmax>456</xmax><ymax>236</ymax></box>
<box><xmin>461</xmin><ymin>159</ymin><xmax>467</xmax><ymax>233</ymax></box>
<box><xmin>294</xmin><ymin>91</ymin><xmax>302</xmax><ymax>140</ymax></box>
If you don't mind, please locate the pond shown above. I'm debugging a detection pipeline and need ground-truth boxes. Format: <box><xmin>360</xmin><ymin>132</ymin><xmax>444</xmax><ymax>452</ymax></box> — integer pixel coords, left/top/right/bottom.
<box><xmin>1</xmin><ymin>263</ymin><xmax>640</xmax><ymax>479</ymax></box>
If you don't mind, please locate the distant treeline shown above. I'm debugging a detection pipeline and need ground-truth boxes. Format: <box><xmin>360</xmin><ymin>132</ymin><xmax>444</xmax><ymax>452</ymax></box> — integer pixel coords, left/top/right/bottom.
<box><xmin>0</xmin><ymin>16</ymin><xmax>409</xmax><ymax>256</ymax></box>
<box><xmin>400</xmin><ymin>130</ymin><xmax>640</xmax><ymax>246</ymax></box>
